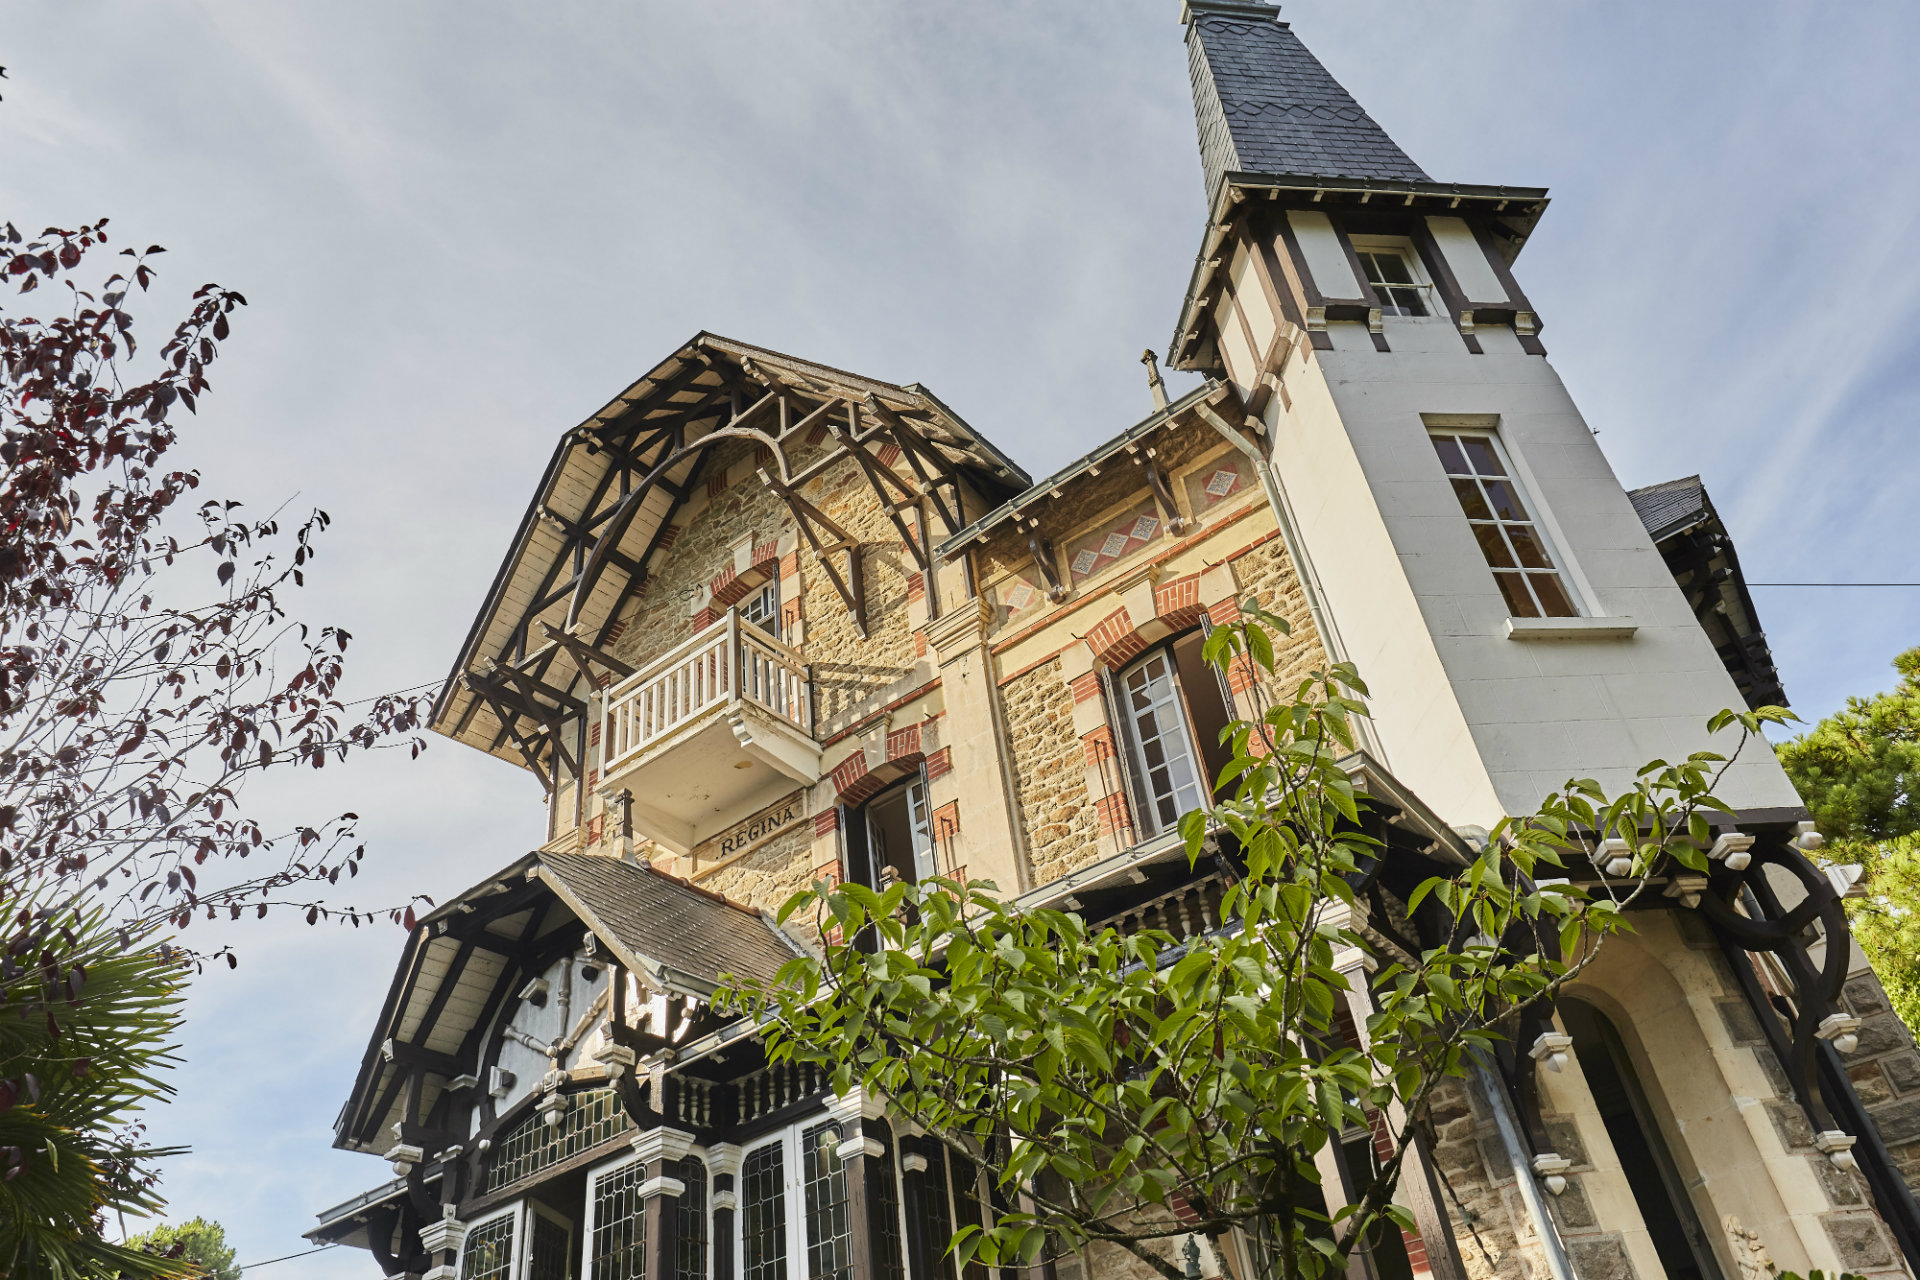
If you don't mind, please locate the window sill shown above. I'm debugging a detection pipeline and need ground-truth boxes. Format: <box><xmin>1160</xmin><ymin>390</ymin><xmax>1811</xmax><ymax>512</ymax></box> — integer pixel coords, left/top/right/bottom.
<box><xmin>1505</xmin><ymin>616</ymin><xmax>1638</xmax><ymax>641</ymax></box>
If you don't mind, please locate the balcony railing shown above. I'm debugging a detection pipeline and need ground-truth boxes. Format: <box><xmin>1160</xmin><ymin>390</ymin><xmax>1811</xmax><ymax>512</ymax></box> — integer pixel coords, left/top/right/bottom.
<box><xmin>602</xmin><ymin>610</ymin><xmax>812</xmax><ymax>772</ymax></box>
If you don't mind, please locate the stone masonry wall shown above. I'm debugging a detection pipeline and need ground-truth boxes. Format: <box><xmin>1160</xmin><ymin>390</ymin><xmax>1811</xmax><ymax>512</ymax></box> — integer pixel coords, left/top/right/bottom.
<box><xmin>609</xmin><ymin>437</ymin><xmax>793</xmax><ymax>673</ymax></box>
<box><xmin>1226</xmin><ymin>532</ymin><xmax>1329</xmax><ymax>708</ymax></box>
<box><xmin>802</xmin><ymin>457</ymin><xmax>919</xmax><ymax>730</ymax></box>
<box><xmin>1837</xmin><ymin>967</ymin><xmax>1920</xmax><ymax>1198</ymax></box>
<box><xmin>698</xmin><ymin>817</ymin><xmax>816</xmax><ymax>928</ymax></box>
<box><xmin>1002</xmin><ymin>657</ymin><xmax>1098</xmax><ymax>888</ymax></box>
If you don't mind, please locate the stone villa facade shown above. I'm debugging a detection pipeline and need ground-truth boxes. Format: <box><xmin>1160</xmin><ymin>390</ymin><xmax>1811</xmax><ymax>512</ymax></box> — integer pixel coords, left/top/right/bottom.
<box><xmin>309</xmin><ymin>7</ymin><xmax>1920</xmax><ymax>1280</ymax></box>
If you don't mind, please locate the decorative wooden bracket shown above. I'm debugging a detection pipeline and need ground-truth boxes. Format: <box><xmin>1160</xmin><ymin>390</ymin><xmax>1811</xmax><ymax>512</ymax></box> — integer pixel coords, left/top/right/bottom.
<box><xmin>861</xmin><ymin>394</ymin><xmax>966</xmax><ymax>538</ymax></box>
<box><xmin>835</xmin><ymin>405</ymin><xmax>931</xmax><ymax>572</ymax></box>
<box><xmin>1132</xmin><ymin>447</ymin><xmax>1193</xmax><ymax>536</ymax></box>
<box><xmin>538</xmin><ymin>621</ymin><xmax>636</xmax><ymax>686</ymax></box>
<box><xmin>759</xmin><ymin>470</ymin><xmax>867</xmax><ymax>636</ymax></box>
<box><xmin>1018</xmin><ymin>517</ymin><xmax>1068</xmax><ymax>602</ymax></box>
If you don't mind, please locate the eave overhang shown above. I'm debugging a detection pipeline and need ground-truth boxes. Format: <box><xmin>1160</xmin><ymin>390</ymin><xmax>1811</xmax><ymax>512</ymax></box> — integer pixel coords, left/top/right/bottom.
<box><xmin>432</xmin><ymin>333</ymin><xmax>1029</xmax><ymax>777</ymax></box>
<box><xmin>1167</xmin><ymin>174</ymin><xmax>1550</xmax><ymax>372</ymax></box>
<box><xmin>332</xmin><ymin>848</ymin><xmax>802</xmax><ymax>1156</ymax></box>
<box><xmin>936</xmin><ymin>378</ymin><xmax>1233</xmax><ymax>555</ymax></box>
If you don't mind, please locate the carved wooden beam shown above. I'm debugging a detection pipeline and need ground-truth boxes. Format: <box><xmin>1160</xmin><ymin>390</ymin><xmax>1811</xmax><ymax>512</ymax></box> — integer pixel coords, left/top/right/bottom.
<box><xmin>538</xmin><ymin>620</ymin><xmax>635</xmax><ymax>684</ymax></box>
<box><xmin>759</xmin><ymin>469</ymin><xmax>867</xmax><ymax>636</ymax></box>
<box><xmin>1018</xmin><ymin>517</ymin><xmax>1068</xmax><ymax>602</ymax></box>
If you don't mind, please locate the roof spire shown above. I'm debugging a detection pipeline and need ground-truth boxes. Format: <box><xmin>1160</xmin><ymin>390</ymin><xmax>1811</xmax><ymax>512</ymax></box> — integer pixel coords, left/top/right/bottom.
<box><xmin>1183</xmin><ymin>1</ymin><xmax>1427</xmax><ymax>205</ymax></box>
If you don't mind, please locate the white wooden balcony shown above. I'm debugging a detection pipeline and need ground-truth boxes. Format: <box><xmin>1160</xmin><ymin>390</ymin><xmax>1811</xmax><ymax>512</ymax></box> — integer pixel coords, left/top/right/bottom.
<box><xmin>598</xmin><ymin>611</ymin><xmax>820</xmax><ymax>854</ymax></box>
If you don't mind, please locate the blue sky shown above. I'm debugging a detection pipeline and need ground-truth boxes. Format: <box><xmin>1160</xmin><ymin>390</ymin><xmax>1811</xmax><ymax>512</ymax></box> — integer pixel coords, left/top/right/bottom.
<box><xmin>3</xmin><ymin>2</ymin><xmax>1917</xmax><ymax>1274</ymax></box>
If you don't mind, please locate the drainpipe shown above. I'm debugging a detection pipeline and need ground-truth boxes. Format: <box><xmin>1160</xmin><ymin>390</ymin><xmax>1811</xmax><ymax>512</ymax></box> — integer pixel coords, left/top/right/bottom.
<box><xmin>1474</xmin><ymin>1063</ymin><xmax>1576</xmax><ymax>1280</ymax></box>
<box><xmin>1192</xmin><ymin>389</ymin><xmax>1388</xmax><ymax>765</ymax></box>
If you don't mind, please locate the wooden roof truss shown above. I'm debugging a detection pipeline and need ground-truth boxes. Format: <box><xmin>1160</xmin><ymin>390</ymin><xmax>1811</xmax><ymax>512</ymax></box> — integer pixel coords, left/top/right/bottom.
<box><xmin>432</xmin><ymin>334</ymin><xmax>1025</xmax><ymax>789</ymax></box>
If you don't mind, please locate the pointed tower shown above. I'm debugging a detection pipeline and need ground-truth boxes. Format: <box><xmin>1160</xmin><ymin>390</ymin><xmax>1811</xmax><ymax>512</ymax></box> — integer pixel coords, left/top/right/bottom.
<box><xmin>1169</xmin><ymin>1</ymin><xmax>1802</xmax><ymax>824</ymax></box>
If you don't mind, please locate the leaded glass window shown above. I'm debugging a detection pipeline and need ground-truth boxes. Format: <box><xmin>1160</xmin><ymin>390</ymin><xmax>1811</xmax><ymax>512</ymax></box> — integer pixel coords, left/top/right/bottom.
<box><xmin>1119</xmin><ymin>651</ymin><xmax>1206</xmax><ymax>836</ymax></box>
<box><xmin>1430</xmin><ymin>431</ymin><xmax>1579</xmax><ymax>619</ymax></box>
<box><xmin>950</xmin><ymin>1156</ymin><xmax>989</xmax><ymax>1280</ymax></box>
<box><xmin>528</xmin><ymin>1211</ymin><xmax>571</xmax><ymax>1280</ymax></box>
<box><xmin>743</xmin><ymin>1141</ymin><xmax>788</xmax><ymax>1280</ymax></box>
<box><xmin>488</xmin><ymin>1089</ymin><xmax>633</xmax><ymax>1192</ymax></box>
<box><xmin>918</xmin><ymin>1142</ymin><xmax>955</xmax><ymax>1280</ymax></box>
<box><xmin>591</xmin><ymin>1160</ymin><xmax>647</xmax><ymax>1280</ymax></box>
<box><xmin>802</xmin><ymin>1123</ymin><xmax>853</xmax><ymax>1280</ymax></box>
<box><xmin>866</xmin><ymin>1124</ymin><xmax>906</xmax><ymax>1280</ymax></box>
<box><xmin>677</xmin><ymin>1157</ymin><xmax>709</xmax><ymax>1280</ymax></box>
<box><xmin>461</xmin><ymin>1213</ymin><xmax>516</xmax><ymax>1280</ymax></box>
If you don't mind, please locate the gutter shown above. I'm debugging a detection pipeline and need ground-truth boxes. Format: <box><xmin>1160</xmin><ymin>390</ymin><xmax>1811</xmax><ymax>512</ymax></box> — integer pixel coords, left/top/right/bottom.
<box><xmin>1191</xmin><ymin>387</ymin><xmax>1390</xmax><ymax>765</ymax></box>
<box><xmin>1475</xmin><ymin>1063</ymin><xmax>1577</xmax><ymax>1280</ymax></box>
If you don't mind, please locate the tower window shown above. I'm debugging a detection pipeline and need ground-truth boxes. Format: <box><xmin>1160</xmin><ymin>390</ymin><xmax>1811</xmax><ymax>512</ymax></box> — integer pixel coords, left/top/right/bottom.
<box><xmin>1430</xmin><ymin>431</ymin><xmax>1579</xmax><ymax>618</ymax></box>
<box><xmin>1356</xmin><ymin>248</ymin><xmax>1430</xmax><ymax>317</ymax></box>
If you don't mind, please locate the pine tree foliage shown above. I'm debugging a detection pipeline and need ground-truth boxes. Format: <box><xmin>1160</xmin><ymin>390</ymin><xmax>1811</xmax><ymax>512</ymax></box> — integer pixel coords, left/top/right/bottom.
<box><xmin>1778</xmin><ymin>646</ymin><xmax>1920</xmax><ymax>1028</ymax></box>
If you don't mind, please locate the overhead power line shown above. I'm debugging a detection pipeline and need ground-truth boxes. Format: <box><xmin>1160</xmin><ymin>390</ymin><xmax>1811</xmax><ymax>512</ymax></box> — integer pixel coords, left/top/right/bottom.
<box><xmin>238</xmin><ymin>1243</ymin><xmax>340</xmax><ymax>1272</ymax></box>
<box><xmin>1747</xmin><ymin>583</ymin><xmax>1920</xmax><ymax>588</ymax></box>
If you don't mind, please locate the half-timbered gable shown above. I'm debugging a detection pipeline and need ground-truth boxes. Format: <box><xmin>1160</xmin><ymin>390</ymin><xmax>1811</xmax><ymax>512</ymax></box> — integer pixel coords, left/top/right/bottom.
<box><xmin>312</xmin><ymin>7</ymin><xmax>1920</xmax><ymax>1280</ymax></box>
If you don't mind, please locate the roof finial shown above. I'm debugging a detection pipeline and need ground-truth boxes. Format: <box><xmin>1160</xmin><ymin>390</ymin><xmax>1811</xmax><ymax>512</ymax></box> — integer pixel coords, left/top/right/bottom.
<box><xmin>1141</xmin><ymin>350</ymin><xmax>1171</xmax><ymax>412</ymax></box>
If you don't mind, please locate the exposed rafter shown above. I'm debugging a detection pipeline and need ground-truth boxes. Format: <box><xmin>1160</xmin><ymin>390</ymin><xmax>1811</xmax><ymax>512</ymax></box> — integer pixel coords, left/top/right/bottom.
<box><xmin>431</xmin><ymin>333</ymin><xmax>1029</xmax><ymax>775</ymax></box>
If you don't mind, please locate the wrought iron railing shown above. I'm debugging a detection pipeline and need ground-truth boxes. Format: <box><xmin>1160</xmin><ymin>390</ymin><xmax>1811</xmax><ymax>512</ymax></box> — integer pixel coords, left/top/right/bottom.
<box><xmin>601</xmin><ymin>610</ymin><xmax>811</xmax><ymax>771</ymax></box>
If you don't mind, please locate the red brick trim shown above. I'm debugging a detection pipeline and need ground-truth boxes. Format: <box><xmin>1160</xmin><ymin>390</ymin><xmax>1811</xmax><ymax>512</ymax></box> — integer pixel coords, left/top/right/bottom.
<box><xmin>711</xmin><ymin>555</ymin><xmax>780</xmax><ymax>609</ymax></box>
<box><xmin>923</xmin><ymin>746</ymin><xmax>952</xmax><ymax>781</ymax></box>
<box><xmin>813</xmin><ymin>808</ymin><xmax>840</xmax><ymax>837</ymax></box>
<box><xmin>1068</xmin><ymin>671</ymin><xmax>1102</xmax><ymax>704</ymax></box>
<box><xmin>831</xmin><ymin>752</ymin><xmax>870</xmax><ymax>797</ymax></box>
<box><xmin>1154</xmin><ymin>572</ymin><xmax>1200</xmax><ymax>618</ymax></box>
<box><xmin>1081</xmin><ymin>723</ymin><xmax>1117</xmax><ymax>770</ymax></box>
<box><xmin>886</xmin><ymin>723</ymin><xmax>922</xmax><ymax>762</ymax></box>
<box><xmin>1095</xmin><ymin>792</ymin><xmax>1133</xmax><ymax>837</ymax></box>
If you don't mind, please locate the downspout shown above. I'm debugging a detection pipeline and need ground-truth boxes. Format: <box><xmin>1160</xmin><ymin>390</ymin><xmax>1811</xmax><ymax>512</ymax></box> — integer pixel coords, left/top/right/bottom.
<box><xmin>1474</xmin><ymin>1063</ymin><xmax>1576</xmax><ymax>1280</ymax></box>
<box><xmin>1192</xmin><ymin>388</ymin><xmax>1389</xmax><ymax>765</ymax></box>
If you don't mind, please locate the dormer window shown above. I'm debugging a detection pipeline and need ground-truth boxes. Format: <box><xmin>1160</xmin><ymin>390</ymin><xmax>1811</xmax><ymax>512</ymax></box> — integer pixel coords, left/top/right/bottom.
<box><xmin>1354</xmin><ymin>242</ymin><xmax>1430</xmax><ymax>317</ymax></box>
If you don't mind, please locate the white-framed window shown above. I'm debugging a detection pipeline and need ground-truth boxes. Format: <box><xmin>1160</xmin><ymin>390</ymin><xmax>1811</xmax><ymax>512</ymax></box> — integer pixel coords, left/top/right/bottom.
<box><xmin>1351</xmin><ymin>236</ymin><xmax>1432</xmax><ymax>317</ymax></box>
<box><xmin>1430</xmin><ymin>429</ymin><xmax>1580</xmax><ymax>619</ymax></box>
<box><xmin>585</xmin><ymin>1156</ymin><xmax>649</xmax><ymax>1280</ymax></box>
<box><xmin>741</xmin><ymin>1137</ymin><xmax>789</xmax><ymax>1280</ymax></box>
<box><xmin>584</xmin><ymin>1151</ymin><xmax>712</xmax><ymax>1280</ymax></box>
<box><xmin>460</xmin><ymin>1207</ymin><xmax>520</xmax><ymax>1280</ymax></box>
<box><xmin>1111</xmin><ymin>633</ymin><xmax>1236</xmax><ymax>840</ymax></box>
<box><xmin>800</xmin><ymin>1122</ymin><xmax>854</xmax><ymax>1280</ymax></box>
<box><xmin>852</xmin><ymin>773</ymin><xmax>938</xmax><ymax>890</ymax></box>
<box><xmin>741</xmin><ymin>581</ymin><xmax>780</xmax><ymax>637</ymax></box>
<box><xmin>730</xmin><ymin>1117</ymin><xmax>914</xmax><ymax>1280</ymax></box>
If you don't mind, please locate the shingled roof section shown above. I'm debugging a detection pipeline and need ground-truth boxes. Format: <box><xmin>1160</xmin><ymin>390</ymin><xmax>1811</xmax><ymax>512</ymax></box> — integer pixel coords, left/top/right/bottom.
<box><xmin>538</xmin><ymin>850</ymin><xmax>803</xmax><ymax>992</ymax></box>
<box><xmin>1185</xmin><ymin>1</ymin><xmax>1429</xmax><ymax>204</ymax></box>
<box><xmin>1627</xmin><ymin>474</ymin><xmax>1709</xmax><ymax>543</ymax></box>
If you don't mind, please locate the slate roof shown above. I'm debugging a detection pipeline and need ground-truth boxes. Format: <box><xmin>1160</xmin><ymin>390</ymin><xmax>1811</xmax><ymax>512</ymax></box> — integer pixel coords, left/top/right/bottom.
<box><xmin>1628</xmin><ymin>474</ymin><xmax>1709</xmax><ymax>543</ymax></box>
<box><xmin>1186</xmin><ymin>2</ymin><xmax>1429</xmax><ymax>204</ymax></box>
<box><xmin>537</xmin><ymin>850</ymin><xmax>803</xmax><ymax>992</ymax></box>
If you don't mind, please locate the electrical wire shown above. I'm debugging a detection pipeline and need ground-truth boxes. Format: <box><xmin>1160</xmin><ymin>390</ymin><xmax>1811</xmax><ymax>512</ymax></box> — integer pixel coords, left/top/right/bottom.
<box><xmin>237</xmin><ymin>1243</ymin><xmax>340</xmax><ymax>1272</ymax></box>
<box><xmin>1748</xmin><ymin>583</ymin><xmax>1920</xmax><ymax>587</ymax></box>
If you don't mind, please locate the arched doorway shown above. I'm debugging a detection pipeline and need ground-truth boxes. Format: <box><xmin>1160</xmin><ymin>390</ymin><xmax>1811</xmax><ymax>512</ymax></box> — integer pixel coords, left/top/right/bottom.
<box><xmin>1559</xmin><ymin>997</ymin><xmax>1725</xmax><ymax>1280</ymax></box>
